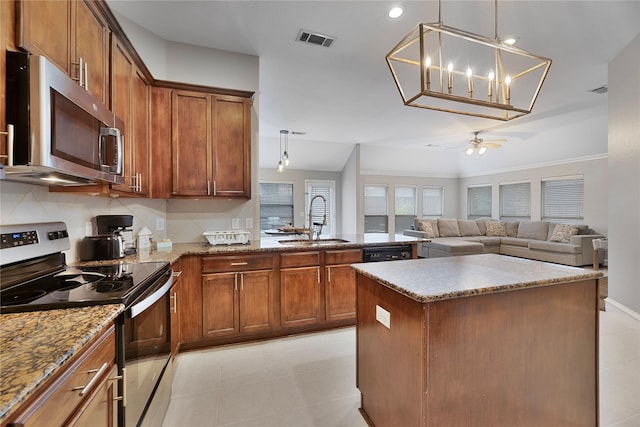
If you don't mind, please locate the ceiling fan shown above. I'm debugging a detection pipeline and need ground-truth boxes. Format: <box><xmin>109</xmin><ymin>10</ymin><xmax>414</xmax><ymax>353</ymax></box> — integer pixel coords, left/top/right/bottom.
<box><xmin>465</xmin><ymin>132</ymin><xmax>507</xmax><ymax>156</ymax></box>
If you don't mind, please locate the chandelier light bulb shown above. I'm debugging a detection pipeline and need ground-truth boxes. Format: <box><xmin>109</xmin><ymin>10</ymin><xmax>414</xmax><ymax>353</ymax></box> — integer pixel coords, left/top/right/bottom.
<box><xmin>447</xmin><ymin>62</ymin><xmax>454</xmax><ymax>92</ymax></box>
<box><xmin>488</xmin><ymin>70</ymin><xmax>495</xmax><ymax>99</ymax></box>
<box><xmin>505</xmin><ymin>74</ymin><xmax>512</xmax><ymax>103</ymax></box>
<box><xmin>283</xmin><ymin>151</ymin><xmax>290</xmax><ymax>166</ymax></box>
<box><xmin>466</xmin><ymin>67</ymin><xmax>473</xmax><ymax>95</ymax></box>
<box><xmin>276</xmin><ymin>160</ymin><xmax>284</xmax><ymax>172</ymax></box>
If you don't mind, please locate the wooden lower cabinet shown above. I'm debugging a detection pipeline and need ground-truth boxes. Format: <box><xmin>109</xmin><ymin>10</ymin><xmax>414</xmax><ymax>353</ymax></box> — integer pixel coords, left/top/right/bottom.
<box><xmin>67</xmin><ymin>365</ymin><xmax>118</xmax><ymax>427</ymax></box>
<box><xmin>280</xmin><ymin>266</ymin><xmax>321</xmax><ymax>328</ymax></box>
<box><xmin>5</xmin><ymin>325</ymin><xmax>118</xmax><ymax>427</ymax></box>
<box><xmin>169</xmin><ymin>260</ymin><xmax>182</xmax><ymax>357</ymax></box>
<box><xmin>324</xmin><ymin>249</ymin><xmax>362</xmax><ymax>322</ymax></box>
<box><xmin>202</xmin><ymin>270</ymin><xmax>275</xmax><ymax>338</ymax></box>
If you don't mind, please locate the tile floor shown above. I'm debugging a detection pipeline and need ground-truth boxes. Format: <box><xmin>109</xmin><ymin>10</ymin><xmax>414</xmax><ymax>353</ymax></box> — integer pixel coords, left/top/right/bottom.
<box><xmin>162</xmin><ymin>302</ymin><xmax>640</xmax><ymax>427</ymax></box>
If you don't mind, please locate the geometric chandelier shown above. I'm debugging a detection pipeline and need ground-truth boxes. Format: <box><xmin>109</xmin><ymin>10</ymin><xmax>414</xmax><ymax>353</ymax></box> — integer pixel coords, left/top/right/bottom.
<box><xmin>386</xmin><ymin>0</ymin><xmax>552</xmax><ymax>121</ymax></box>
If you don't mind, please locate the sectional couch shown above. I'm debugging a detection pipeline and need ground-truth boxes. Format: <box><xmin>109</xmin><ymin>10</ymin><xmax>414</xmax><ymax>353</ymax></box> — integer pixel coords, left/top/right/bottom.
<box><xmin>403</xmin><ymin>218</ymin><xmax>604</xmax><ymax>267</ymax></box>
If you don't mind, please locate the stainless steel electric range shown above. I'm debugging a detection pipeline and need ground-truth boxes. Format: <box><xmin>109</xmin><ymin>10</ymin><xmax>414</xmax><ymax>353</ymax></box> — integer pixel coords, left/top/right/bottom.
<box><xmin>0</xmin><ymin>222</ymin><xmax>173</xmax><ymax>426</ymax></box>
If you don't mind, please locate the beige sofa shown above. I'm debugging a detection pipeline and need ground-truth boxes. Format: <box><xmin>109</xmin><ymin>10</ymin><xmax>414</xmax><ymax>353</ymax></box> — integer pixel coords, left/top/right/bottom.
<box><xmin>404</xmin><ymin>218</ymin><xmax>604</xmax><ymax>267</ymax></box>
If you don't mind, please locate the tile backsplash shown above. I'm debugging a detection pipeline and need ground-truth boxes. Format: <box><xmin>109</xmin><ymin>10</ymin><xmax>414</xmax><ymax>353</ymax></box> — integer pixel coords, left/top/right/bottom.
<box><xmin>1</xmin><ymin>181</ymin><xmax>257</xmax><ymax>262</ymax></box>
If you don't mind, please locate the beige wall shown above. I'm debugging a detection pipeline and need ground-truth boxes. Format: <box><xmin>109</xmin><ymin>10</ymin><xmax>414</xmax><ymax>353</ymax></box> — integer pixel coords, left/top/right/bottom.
<box><xmin>608</xmin><ymin>34</ymin><xmax>640</xmax><ymax>314</ymax></box>
<box><xmin>458</xmin><ymin>157</ymin><xmax>608</xmax><ymax>236</ymax></box>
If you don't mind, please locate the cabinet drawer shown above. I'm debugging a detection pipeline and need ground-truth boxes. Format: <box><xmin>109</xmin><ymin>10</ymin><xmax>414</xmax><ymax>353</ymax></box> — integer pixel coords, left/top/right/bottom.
<box><xmin>202</xmin><ymin>254</ymin><xmax>273</xmax><ymax>273</ymax></box>
<box><xmin>280</xmin><ymin>252</ymin><xmax>320</xmax><ymax>268</ymax></box>
<box><xmin>325</xmin><ymin>249</ymin><xmax>363</xmax><ymax>265</ymax></box>
<box><xmin>10</xmin><ymin>326</ymin><xmax>116</xmax><ymax>427</ymax></box>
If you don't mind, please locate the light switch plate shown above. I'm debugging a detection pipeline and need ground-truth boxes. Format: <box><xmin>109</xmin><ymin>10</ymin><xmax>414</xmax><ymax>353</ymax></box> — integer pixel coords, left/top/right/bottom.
<box><xmin>232</xmin><ymin>218</ymin><xmax>240</xmax><ymax>229</ymax></box>
<box><xmin>376</xmin><ymin>305</ymin><xmax>391</xmax><ymax>329</ymax></box>
<box><xmin>155</xmin><ymin>218</ymin><xmax>165</xmax><ymax>231</ymax></box>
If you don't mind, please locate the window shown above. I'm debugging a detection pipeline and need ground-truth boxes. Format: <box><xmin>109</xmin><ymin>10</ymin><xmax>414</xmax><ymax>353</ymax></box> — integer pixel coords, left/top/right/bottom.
<box><xmin>259</xmin><ymin>182</ymin><xmax>293</xmax><ymax>231</ymax></box>
<box><xmin>422</xmin><ymin>186</ymin><xmax>444</xmax><ymax>218</ymax></box>
<box><xmin>307</xmin><ymin>180</ymin><xmax>336</xmax><ymax>236</ymax></box>
<box><xmin>395</xmin><ymin>186</ymin><xmax>416</xmax><ymax>233</ymax></box>
<box><xmin>542</xmin><ymin>177</ymin><xmax>584</xmax><ymax>223</ymax></box>
<box><xmin>364</xmin><ymin>185</ymin><xmax>388</xmax><ymax>233</ymax></box>
<box><xmin>500</xmin><ymin>182</ymin><xmax>531</xmax><ymax>221</ymax></box>
<box><xmin>467</xmin><ymin>186</ymin><xmax>492</xmax><ymax>219</ymax></box>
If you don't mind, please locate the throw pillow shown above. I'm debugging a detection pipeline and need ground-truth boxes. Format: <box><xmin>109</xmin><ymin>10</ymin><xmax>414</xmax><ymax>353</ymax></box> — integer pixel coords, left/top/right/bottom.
<box><xmin>505</xmin><ymin>222</ymin><xmax>520</xmax><ymax>237</ymax></box>
<box><xmin>415</xmin><ymin>219</ymin><xmax>436</xmax><ymax>238</ymax></box>
<box><xmin>485</xmin><ymin>220</ymin><xmax>507</xmax><ymax>237</ymax></box>
<box><xmin>458</xmin><ymin>220</ymin><xmax>481</xmax><ymax>237</ymax></box>
<box><xmin>437</xmin><ymin>219</ymin><xmax>461</xmax><ymax>237</ymax></box>
<box><xmin>549</xmin><ymin>224</ymin><xmax>579</xmax><ymax>243</ymax></box>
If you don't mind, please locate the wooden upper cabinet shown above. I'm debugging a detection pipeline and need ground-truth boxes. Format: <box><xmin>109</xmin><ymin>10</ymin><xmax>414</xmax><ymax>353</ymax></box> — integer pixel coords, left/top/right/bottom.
<box><xmin>72</xmin><ymin>0</ymin><xmax>110</xmax><ymax>104</ymax></box>
<box><xmin>149</xmin><ymin>87</ymin><xmax>173</xmax><ymax>198</ymax></box>
<box><xmin>18</xmin><ymin>0</ymin><xmax>71</xmax><ymax>74</ymax></box>
<box><xmin>212</xmin><ymin>95</ymin><xmax>251</xmax><ymax>197</ymax></box>
<box><xmin>172</xmin><ymin>90</ymin><xmax>211</xmax><ymax>197</ymax></box>
<box><xmin>110</xmin><ymin>36</ymin><xmax>148</xmax><ymax>196</ymax></box>
<box><xmin>18</xmin><ymin>0</ymin><xmax>110</xmax><ymax>102</ymax></box>
<box><xmin>172</xmin><ymin>90</ymin><xmax>251</xmax><ymax>198</ymax></box>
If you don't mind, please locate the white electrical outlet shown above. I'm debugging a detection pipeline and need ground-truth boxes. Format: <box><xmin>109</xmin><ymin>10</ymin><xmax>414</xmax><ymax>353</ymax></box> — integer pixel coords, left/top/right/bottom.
<box><xmin>245</xmin><ymin>218</ymin><xmax>253</xmax><ymax>229</ymax></box>
<box><xmin>232</xmin><ymin>218</ymin><xmax>240</xmax><ymax>229</ymax></box>
<box><xmin>156</xmin><ymin>218</ymin><xmax>165</xmax><ymax>231</ymax></box>
<box><xmin>376</xmin><ymin>305</ymin><xmax>391</xmax><ymax>329</ymax></box>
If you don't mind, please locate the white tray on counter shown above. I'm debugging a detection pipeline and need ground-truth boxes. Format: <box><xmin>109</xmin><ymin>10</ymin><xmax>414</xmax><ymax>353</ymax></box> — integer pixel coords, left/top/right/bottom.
<box><xmin>203</xmin><ymin>230</ymin><xmax>251</xmax><ymax>246</ymax></box>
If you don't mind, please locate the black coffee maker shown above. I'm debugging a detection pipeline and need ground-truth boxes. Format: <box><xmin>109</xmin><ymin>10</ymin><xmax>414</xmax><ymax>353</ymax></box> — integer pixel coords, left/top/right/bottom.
<box><xmin>80</xmin><ymin>215</ymin><xmax>134</xmax><ymax>261</ymax></box>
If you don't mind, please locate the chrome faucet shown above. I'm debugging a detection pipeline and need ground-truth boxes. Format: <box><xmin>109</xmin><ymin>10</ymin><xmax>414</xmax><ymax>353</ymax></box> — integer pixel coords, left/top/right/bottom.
<box><xmin>308</xmin><ymin>195</ymin><xmax>327</xmax><ymax>240</ymax></box>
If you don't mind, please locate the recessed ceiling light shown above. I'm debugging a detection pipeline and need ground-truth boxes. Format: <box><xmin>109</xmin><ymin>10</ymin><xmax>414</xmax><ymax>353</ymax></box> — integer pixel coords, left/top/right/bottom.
<box><xmin>503</xmin><ymin>36</ymin><xmax>518</xmax><ymax>45</ymax></box>
<box><xmin>388</xmin><ymin>6</ymin><xmax>404</xmax><ymax>19</ymax></box>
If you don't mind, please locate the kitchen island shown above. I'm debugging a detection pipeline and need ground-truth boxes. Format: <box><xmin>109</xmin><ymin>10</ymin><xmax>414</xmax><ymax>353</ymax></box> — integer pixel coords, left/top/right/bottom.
<box><xmin>352</xmin><ymin>254</ymin><xmax>602</xmax><ymax>427</ymax></box>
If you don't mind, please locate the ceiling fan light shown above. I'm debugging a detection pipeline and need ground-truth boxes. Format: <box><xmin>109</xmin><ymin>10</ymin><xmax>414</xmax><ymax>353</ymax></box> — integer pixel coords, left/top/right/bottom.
<box><xmin>478</xmin><ymin>147</ymin><xmax>487</xmax><ymax>155</ymax></box>
<box><xmin>466</xmin><ymin>148</ymin><xmax>475</xmax><ymax>156</ymax></box>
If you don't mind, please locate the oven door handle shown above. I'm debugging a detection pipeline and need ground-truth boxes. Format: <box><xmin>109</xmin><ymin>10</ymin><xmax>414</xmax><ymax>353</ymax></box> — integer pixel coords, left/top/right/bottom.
<box><xmin>130</xmin><ymin>272</ymin><xmax>174</xmax><ymax>318</ymax></box>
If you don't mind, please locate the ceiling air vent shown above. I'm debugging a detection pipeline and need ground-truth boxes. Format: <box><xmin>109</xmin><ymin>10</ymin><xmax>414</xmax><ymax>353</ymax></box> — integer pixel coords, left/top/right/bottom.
<box><xmin>296</xmin><ymin>29</ymin><xmax>336</xmax><ymax>48</ymax></box>
<box><xmin>590</xmin><ymin>85</ymin><xmax>608</xmax><ymax>94</ymax></box>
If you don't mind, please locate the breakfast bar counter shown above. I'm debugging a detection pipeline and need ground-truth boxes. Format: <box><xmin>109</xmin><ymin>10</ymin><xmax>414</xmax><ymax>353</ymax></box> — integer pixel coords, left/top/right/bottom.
<box><xmin>351</xmin><ymin>254</ymin><xmax>602</xmax><ymax>427</ymax></box>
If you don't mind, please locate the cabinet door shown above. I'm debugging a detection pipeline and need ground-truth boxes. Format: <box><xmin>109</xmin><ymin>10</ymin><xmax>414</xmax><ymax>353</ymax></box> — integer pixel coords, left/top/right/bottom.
<box><xmin>280</xmin><ymin>266</ymin><xmax>321</xmax><ymax>328</ymax></box>
<box><xmin>212</xmin><ymin>95</ymin><xmax>251</xmax><ymax>198</ymax></box>
<box><xmin>149</xmin><ymin>87</ymin><xmax>173</xmax><ymax>198</ymax></box>
<box><xmin>239</xmin><ymin>270</ymin><xmax>274</xmax><ymax>334</ymax></box>
<box><xmin>73</xmin><ymin>0</ymin><xmax>109</xmax><ymax>104</ymax></box>
<box><xmin>18</xmin><ymin>0</ymin><xmax>71</xmax><ymax>75</ymax></box>
<box><xmin>68</xmin><ymin>365</ymin><xmax>118</xmax><ymax>427</ymax></box>
<box><xmin>110</xmin><ymin>37</ymin><xmax>134</xmax><ymax>193</ymax></box>
<box><xmin>170</xmin><ymin>263</ymin><xmax>182</xmax><ymax>358</ymax></box>
<box><xmin>178</xmin><ymin>256</ymin><xmax>202</xmax><ymax>344</ymax></box>
<box><xmin>202</xmin><ymin>272</ymin><xmax>239</xmax><ymax>337</ymax></box>
<box><xmin>172</xmin><ymin>90</ymin><xmax>211</xmax><ymax>196</ymax></box>
<box><xmin>325</xmin><ymin>264</ymin><xmax>357</xmax><ymax>321</ymax></box>
<box><xmin>131</xmin><ymin>68</ymin><xmax>149</xmax><ymax>195</ymax></box>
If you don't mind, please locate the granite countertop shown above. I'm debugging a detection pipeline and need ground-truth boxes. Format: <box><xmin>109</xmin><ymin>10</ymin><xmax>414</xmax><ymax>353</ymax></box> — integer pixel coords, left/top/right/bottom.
<box><xmin>0</xmin><ymin>304</ymin><xmax>124</xmax><ymax>422</ymax></box>
<box><xmin>351</xmin><ymin>253</ymin><xmax>603</xmax><ymax>303</ymax></box>
<box><xmin>73</xmin><ymin>233</ymin><xmax>426</xmax><ymax>266</ymax></box>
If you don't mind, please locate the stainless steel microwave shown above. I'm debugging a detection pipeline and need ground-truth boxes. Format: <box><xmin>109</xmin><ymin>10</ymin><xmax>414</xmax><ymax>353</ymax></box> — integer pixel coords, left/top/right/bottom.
<box><xmin>2</xmin><ymin>51</ymin><xmax>124</xmax><ymax>186</ymax></box>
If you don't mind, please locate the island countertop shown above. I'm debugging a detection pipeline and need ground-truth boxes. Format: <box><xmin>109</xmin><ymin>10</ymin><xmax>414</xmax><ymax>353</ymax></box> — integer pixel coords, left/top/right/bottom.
<box><xmin>0</xmin><ymin>304</ymin><xmax>124</xmax><ymax>422</ymax></box>
<box><xmin>351</xmin><ymin>253</ymin><xmax>603</xmax><ymax>303</ymax></box>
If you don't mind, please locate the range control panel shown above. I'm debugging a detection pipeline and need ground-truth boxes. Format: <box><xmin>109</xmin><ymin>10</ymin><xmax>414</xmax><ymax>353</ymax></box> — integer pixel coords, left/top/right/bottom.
<box><xmin>0</xmin><ymin>222</ymin><xmax>70</xmax><ymax>266</ymax></box>
<box><xmin>1</xmin><ymin>230</ymin><xmax>39</xmax><ymax>249</ymax></box>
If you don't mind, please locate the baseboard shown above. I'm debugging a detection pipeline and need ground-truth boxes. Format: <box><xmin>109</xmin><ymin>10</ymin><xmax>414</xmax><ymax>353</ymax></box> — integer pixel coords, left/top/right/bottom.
<box><xmin>606</xmin><ymin>298</ymin><xmax>640</xmax><ymax>321</ymax></box>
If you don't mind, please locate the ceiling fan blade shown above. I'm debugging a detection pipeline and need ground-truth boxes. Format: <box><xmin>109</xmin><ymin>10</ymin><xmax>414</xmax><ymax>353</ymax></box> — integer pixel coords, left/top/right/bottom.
<box><xmin>482</xmin><ymin>138</ymin><xmax>507</xmax><ymax>143</ymax></box>
<box><xmin>481</xmin><ymin>142</ymin><xmax>502</xmax><ymax>148</ymax></box>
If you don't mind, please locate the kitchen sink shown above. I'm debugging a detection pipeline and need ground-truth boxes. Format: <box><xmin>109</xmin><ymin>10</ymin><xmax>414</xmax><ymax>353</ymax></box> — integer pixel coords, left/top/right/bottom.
<box><xmin>278</xmin><ymin>238</ymin><xmax>350</xmax><ymax>246</ymax></box>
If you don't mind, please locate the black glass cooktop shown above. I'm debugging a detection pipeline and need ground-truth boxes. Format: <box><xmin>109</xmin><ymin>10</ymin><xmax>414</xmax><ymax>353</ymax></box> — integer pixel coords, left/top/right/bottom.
<box><xmin>0</xmin><ymin>261</ymin><xmax>169</xmax><ymax>313</ymax></box>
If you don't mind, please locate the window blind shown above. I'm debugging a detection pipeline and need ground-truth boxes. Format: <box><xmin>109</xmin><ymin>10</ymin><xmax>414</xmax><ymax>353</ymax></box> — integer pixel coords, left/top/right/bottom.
<box><xmin>307</xmin><ymin>181</ymin><xmax>335</xmax><ymax>235</ymax></box>
<box><xmin>500</xmin><ymin>182</ymin><xmax>531</xmax><ymax>220</ymax></box>
<box><xmin>422</xmin><ymin>186</ymin><xmax>443</xmax><ymax>217</ymax></box>
<box><xmin>542</xmin><ymin>177</ymin><xmax>584</xmax><ymax>223</ymax></box>
<box><xmin>467</xmin><ymin>186</ymin><xmax>492</xmax><ymax>219</ymax></box>
<box><xmin>364</xmin><ymin>185</ymin><xmax>388</xmax><ymax>233</ymax></box>
<box><xmin>395</xmin><ymin>186</ymin><xmax>416</xmax><ymax>233</ymax></box>
<box><xmin>259</xmin><ymin>183</ymin><xmax>293</xmax><ymax>230</ymax></box>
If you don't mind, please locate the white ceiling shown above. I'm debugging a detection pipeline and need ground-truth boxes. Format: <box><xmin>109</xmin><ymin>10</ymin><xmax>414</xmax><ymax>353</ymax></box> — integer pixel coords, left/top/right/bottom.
<box><xmin>106</xmin><ymin>1</ymin><xmax>640</xmax><ymax>175</ymax></box>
